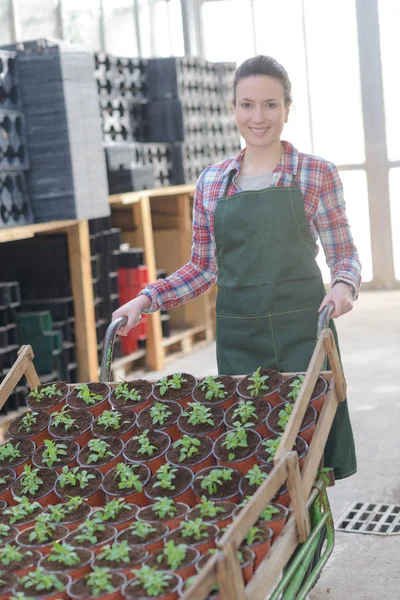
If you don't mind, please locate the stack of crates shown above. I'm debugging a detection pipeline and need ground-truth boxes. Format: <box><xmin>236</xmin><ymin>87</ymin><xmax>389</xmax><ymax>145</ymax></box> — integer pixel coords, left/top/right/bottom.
<box><xmin>118</xmin><ymin>248</ymin><xmax>149</xmax><ymax>355</ymax></box>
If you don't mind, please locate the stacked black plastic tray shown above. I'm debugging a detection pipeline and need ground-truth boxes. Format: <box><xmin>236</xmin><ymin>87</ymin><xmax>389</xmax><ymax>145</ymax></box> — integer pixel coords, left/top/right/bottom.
<box><xmin>88</xmin><ymin>216</ymin><xmax>122</xmax><ymax>362</ymax></box>
<box><xmin>0</xmin><ymin>49</ymin><xmax>33</xmax><ymax>229</ymax></box>
<box><xmin>1</xmin><ymin>38</ymin><xmax>110</xmax><ymax>223</ymax></box>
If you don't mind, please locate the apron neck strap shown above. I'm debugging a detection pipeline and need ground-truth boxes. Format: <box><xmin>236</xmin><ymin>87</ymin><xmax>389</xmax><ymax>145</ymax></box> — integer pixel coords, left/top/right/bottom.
<box><xmin>224</xmin><ymin>169</ymin><xmax>237</xmax><ymax>196</ymax></box>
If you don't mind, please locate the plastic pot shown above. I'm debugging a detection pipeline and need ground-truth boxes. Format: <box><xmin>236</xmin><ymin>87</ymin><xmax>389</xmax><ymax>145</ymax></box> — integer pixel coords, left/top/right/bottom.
<box><xmin>109</xmin><ymin>379</ymin><xmax>153</xmax><ymax>413</ymax></box>
<box><xmin>185</xmin><ymin>501</ymin><xmax>236</xmax><ymax>531</ymax></box>
<box><xmin>65</xmin><ymin>524</ymin><xmax>117</xmax><ymax>556</ymax></box>
<box><xmin>67</xmin><ymin>383</ymin><xmax>112</xmax><ymax>418</ymax></box>
<box><xmin>213</xmin><ymin>429</ymin><xmax>262</xmax><ymax>474</ymax></box>
<box><xmin>32</xmin><ymin>440</ymin><xmax>80</xmax><ymax>474</ymax></box>
<box><xmin>0</xmin><ymin>467</ymin><xmax>16</xmax><ymax>505</ymax></box>
<box><xmin>14</xmin><ymin>573</ymin><xmax>71</xmax><ymax>600</ymax></box>
<box><xmin>78</xmin><ymin>437</ymin><xmax>125</xmax><ymax>475</ymax></box>
<box><xmin>1</xmin><ymin>548</ymin><xmax>41</xmax><ymax>578</ymax></box>
<box><xmin>236</xmin><ymin>369</ymin><xmax>284</xmax><ymax>408</ymax></box>
<box><xmin>152</xmin><ymin>373</ymin><xmax>197</xmax><ymax>409</ymax></box>
<box><xmin>165</xmin><ymin>435</ymin><xmax>215</xmax><ymax>474</ymax></box>
<box><xmin>137</xmin><ymin>502</ymin><xmax>190</xmax><ymax>532</ymax></box>
<box><xmin>177</xmin><ymin>406</ymin><xmax>225</xmax><ymax>442</ymax></box>
<box><xmin>26</xmin><ymin>382</ymin><xmax>69</xmax><ymax>414</ymax></box>
<box><xmin>40</xmin><ymin>547</ymin><xmax>93</xmax><ymax>580</ymax></box>
<box><xmin>0</xmin><ymin>572</ymin><xmax>18</xmax><ymax>599</ymax></box>
<box><xmin>102</xmin><ymin>463</ymin><xmax>151</xmax><ymax>507</ymax></box>
<box><xmin>243</xmin><ymin>523</ymin><xmax>274</xmax><ymax>569</ymax></box>
<box><xmin>258</xmin><ymin>502</ymin><xmax>289</xmax><ymax>542</ymax></box>
<box><xmin>123</xmin><ymin>430</ymin><xmax>171</xmax><ymax>475</ymax></box>
<box><xmin>266</xmin><ymin>402</ymin><xmax>317</xmax><ymax>446</ymax></box>
<box><xmin>278</xmin><ymin>374</ymin><xmax>329</xmax><ymax>415</ymax></box>
<box><xmin>16</xmin><ymin>524</ymin><xmax>69</xmax><ymax>556</ymax></box>
<box><xmin>12</xmin><ymin>467</ymin><xmax>58</xmax><ymax>507</ymax></box>
<box><xmin>55</xmin><ymin>466</ymin><xmax>104</xmax><ymax>506</ymax></box>
<box><xmin>137</xmin><ymin>401</ymin><xmax>182</xmax><ymax>442</ymax></box>
<box><xmin>48</xmin><ymin>409</ymin><xmax>94</xmax><ymax>447</ymax></box>
<box><xmin>224</xmin><ymin>399</ymin><xmax>272</xmax><ymax>439</ymax></box>
<box><xmin>166</xmin><ymin>523</ymin><xmax>219</xmax><ymax>556</ymax></box>
<box><xmin>0</xmin><ymin>438</ymin><xmax>36</xmax><ymax>476</ymax></box>
<box><xmin>145</xmin><ymin>466</ymin><xmax>196</xmax><ymax>507</ymax></box>
<box><xmin>122</xmin><ymin>572</ymin><xmax>182</xmax><ymax>600</ymax></box>
<box><xmin>0</xmin><ymin>526</ymin><xmax>17</xmax><ymax>546</ymax></box>
<box><xmin>92</xmin><ymin>545</ymin><xmax>148</xmax><ymax>576</ymax></box>
<box><xmin>8</xmin><ymin>411</ymin><xmax>51</xmax><ymax>448</ymax></box>
<box><xmin>144</xmin><ymin>546</ymin><xmax>199</xmax><ymax>580</ymax></box>
<box><xmin>68</xmin><ymin>571</ymin><xmax>126</xmax><ymax>600</ymax></box>
<box><xmin>255</xmin><ymin>435</ymin><xmax>309</xmax><ymax>471</ymax></box>
<box><xmin>192</xmin><ymin>466</ymin><xmax>242</xmax><ymax>505</ymax></box>
<box><xmin>116</xmin><ymin>522</ymin><xmax>169</xmax><ymax>554</ymax></box>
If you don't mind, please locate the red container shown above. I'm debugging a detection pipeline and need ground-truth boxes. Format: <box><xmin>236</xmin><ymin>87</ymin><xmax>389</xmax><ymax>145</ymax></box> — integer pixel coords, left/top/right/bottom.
<box><xmin>32</xmin><ymin>440</ymin><xmax>80</xmax><ymax>474</ymax></box>
<box><xmin>145</xmin><ymin>466</ymin><xmax>195</xmax><ymax>507</ymax></box>
<box><xmin>266</xmin><ymin>403</ymin><xmax>317</xmax><ymax>446</ymax></box>
<box><xmin>67</xmin><ymin>383</ymin><xmax>111</xmax><ymax>418</ymax></box>
<box><xmin>166</xmin><ymin>436</ymin><xmax>215</xmax><ymax>474</ymax></box>
<box><xmin>214</xmin><ymin>429</ymin><xmax>262</xmax><ymax>475</ymax></box>
<box><xmin>123</xmin><ymin>431</ymin><xmax>171</xmax><ymax>475</ymax></box>
<box><xmin>144</xmin><ymin>547</ymin><xmax>199</xmax><ymax>581</ymax></box>
<box><xmin>78</xmin><ymin>438</ymin><xmax>124</xmax><ymax>475</ymax></box>
<box><xmin>246</xmin><ymin>523</ymin><xmax>274</xmax><ymax>569</ymax></box>
<box><xmin>16</xmin><ymin>524</ymin><xmax>69</xmax><ymax>556</ymax></box>
<box><xmin>0</xmin><ymin>572</ymin><xmax>17</xmax><ymax>600</ymax></box>
<box><xmin>8</xmin><ymin>412</ymin><xmax>52</xmax><ymax>449</ymax></box>
<box><xmin>40</xmin><ymin>548</ymin><xmax>93</xmax><ymax>580</ymax></box>
<box><xmin>137</xmin><ymin>502</ymin><xmax>189</xmax><ymax>532</ymax></box>
<box><xmin>137</xmin><ymin>401</ymin><xmax>182</xmax><ymax>443</ymax></box>
<box><xmin>68</xmin><ymin>571</ymin><xmax>126</xmax><ymax>600</ymax></box>
<box><xmin>0</xmin><ymin>468</ymin><xmax>16</xmax><ymax>505</ymax></box>
<box><xmin>122</xmin><ymin>573</ymin><xmax>182</xmax><ymax>600</ymax></box>
<box><xmin>65</xmin><ymin>525</ymin><xmax>117</xmax><ymax>557</ymax></box>
<box><xmin>116</xmin><ymin>523</ymin><xmax>169</xmax><ymax>555</ymax></box>
<box><xmin>15</xmin><ymin>573</ymin><xmax>71</xmax><ymax>600</ymax></box>
<box><xmin>0</xmin><ymin>439</ymin><xmax>36</xmax><ymax>477</ymax></box>
<box><xmin>8</xmin><ymin>548</ymin><xmax>42</xmax><ymax>578</ymax></box>
<box><xmin>102</xmin><ymin>463</ymin><xmax>151</xmax><ymax>507</ymax></box>
<box><xmin>12</xmin><ymin>467</ymin><xmax>58</xmax><ymax>508</ymax></box>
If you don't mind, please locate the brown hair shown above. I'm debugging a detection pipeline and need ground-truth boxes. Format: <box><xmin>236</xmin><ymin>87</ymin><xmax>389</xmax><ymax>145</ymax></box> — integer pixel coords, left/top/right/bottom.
<box><xmin>233</xmin><ymin>55</ymin><xmax>292</xmax><ymax>105</ymax></box>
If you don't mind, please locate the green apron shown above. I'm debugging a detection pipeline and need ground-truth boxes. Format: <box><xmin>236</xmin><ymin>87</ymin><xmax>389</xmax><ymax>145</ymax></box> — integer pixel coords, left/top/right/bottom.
<box><xmin>214</xmin><ymin>171</ymin><xmax>356</xmax><ymax>480</ymax></box>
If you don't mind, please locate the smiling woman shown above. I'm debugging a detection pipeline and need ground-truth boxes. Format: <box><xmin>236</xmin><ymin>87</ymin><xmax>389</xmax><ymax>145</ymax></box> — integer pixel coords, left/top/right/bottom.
<box><xmin>113</xmin><ymin>54</ymin><xmax>361</xmax><ymax>483</ymax></box>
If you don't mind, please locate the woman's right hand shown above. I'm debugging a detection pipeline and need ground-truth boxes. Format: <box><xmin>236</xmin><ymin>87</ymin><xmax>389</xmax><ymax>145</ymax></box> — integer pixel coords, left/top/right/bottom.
<box><xmin>112</xmin><ymin>295</ymin><xmax>152</xmax><ymax>336</ymax></box>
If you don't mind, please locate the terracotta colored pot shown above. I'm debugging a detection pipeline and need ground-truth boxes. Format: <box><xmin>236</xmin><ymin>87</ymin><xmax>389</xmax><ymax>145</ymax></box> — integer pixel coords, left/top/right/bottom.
<box><xmin>12</xmin><ymin>467</ymin><xmax>58</xmax><ymax>507</ymax></box>
<box><xmin>15</xmin><ymin>573</ymin><xmax>70</xmax><ymax>600</ymax></box>
<box><xmin>214</xmin><ymin>429</ymin><xmax>262</xmax><ymax>474</ymax></box>
<box><xmin>55</xmin><ymin>466</ymin><xmax>104</xmax><ymax>507</ymax></box>
<box><xmin>109</xmin><ymin>379</ymin><xmax>153</xmax><ymax>414</ymax></box>
<box><xmin>137</xmin><ymin>401</ymin><xmax>182</xmax><ymax>442</ymax></box>
<box><xmin>152</xmin><ymin>373</ymin><xmax>197</xmax><ymax>409</ymax></box>
<box><xmin>224</xmin><ymin>400</ymin><xmax>272</xmax><ymax>439</ymax></box>
<box><xmin>0</xmin><ymin>438</ymin><xmax>36</xmax><ymax>476</ymax></box>
<box><xmin>8</xmin><ymin>411</ymin><xmax>51</xmax><ymax>449</ymax></box>
<box><xmin>166</xmin><ymin>435</ymin><xmax>215</xmax><ymax>474</ymax></box>
<box><xmin>32</xmin><ymin>440</ymin><xmax>80</xmax><ymax>474</ymax></box>
<box><xmin>0</xmin><ymin>526</ymin><xmax>17</xmax><ymax>546</ymax></box>
<box><xmin>91</xmin><ymin>504</ymin><xmax>139</xmax><ymax>533</ymax></box>
<box><xmin>48</xmin><ymin>409</ymin><xmax>94</xmax><ymax>447</ymax></box>
<box><xmin>191</xmin><ymin>375</ymin><xmax>238</xmax><ymax>412</ymax></box>
<box><xmin>192</xmin><ymin>466</ymin><xmax>242</xmax><ymax>505</ymax></box>
<box><xmin>258</xmin><ymin>502</ymin><xmax>289</xmax><ymax>542</ymax></box>
<box><xmin>178</xmin><ymin>408</ymin><xmax>225</xmax><ymax>443</ymax></box>
<box><xmin>137</xmin><ymin>502</ymin><xmax>190</xmax><ymax>531</ymax></box>
<box><xmin>2</xmin><ymin>548</ymin><xmax>41</xmax><ymax>578</ymax></box>
<box><xmin>185</xmin><ymin>501</ymin><xmax>236</xmax><ymax>531</ymax></box>
<box><xmin>0</xmin><ymin>572</ymin><xmax>18</xmax><ymax>599</ymax></box>
<box><xmin>123</xmin><ymin>430</ymin><xmax>171</xmax><ymax>475</ymax></box>
<box><xmin>144</xmin><ymin>546</ymin><xmax>199</xmax><ymax>580</ymax></box>
<box><xmin>92</xmin><ymin>545</ymin><xmax>148</xmax><ymax>576</ymax></box>
<box><xmin>0</xmin><ymin>467</ymin><xmax>16</xmax><ymax>505</ymax></box>
<box><xmin>278</xmin><ymin>374</ymin><xmax>329</xmax><ymax>415</ymax></box>
<box><xmin>244</xmin><ymin>523</ymin><xmax>274</xmax><ymax>569</ymax></box>
<box><xmin>116</xmin><ymin>522</ymin><xmax>169</xmax><ymax>554</ymax></box>
<box><xmin>67</xmin><ymin>383</ymin><xmax>111</xmax><ymax>417</ymax></box>
<box><xmin>197</xmin><ymin>547</ymin><xmax>255</xmax><ymax>584</ymax></box>
<box><xmin>122</xmin><ymin>573</ymin><xmax>182</xmax><ymax>600</ymax></box>
<box><xmin>16</xmin><ymin>524</ymin><xmax>69</xmax><ymax>556</ymax></box>
<box><xmin>102</xmin><ymin>463</ymin><xmax>151</xmax><ymax>507</ymax></box>
<box><xmin>237</xmin><ymin>369</ymin><xmax>284</xmax><ymax>408</ymax></box>
<box><xmin>78</xmin><ymin>437</ymin><xmax>124</xmax><ymax>475</ymax></box>
<box><xmin>255</xmin><ymin>435</ymin><xmax>309</xmax><ymax>471</ymax></box>
<box><xmin>26</xmin><ymin>383</ymin><xmax>69</xmax><ymax>414</ymax></box>
<box><xmin>6</xmin><ymin>511</ymin><xmax>42</xmax><ymax>533</ymax></box>
<box><xmin>145</xmin><ymin>466</ymin><xmax>196</xmax><ymax>506</ymax></box>
<box><xmin>266</xmin><ymin>403</ymin><xmax>317</xmax><ymax>446</ymax></box>
<box><xmin>42</xmin><ymin>502</ymin><xmax>92</xmax><ymax>532</ymax></box>
<box><xmin>167</xmin><ymin>523</ymin><xmax>219</xmax><ymax>556</ymax></box>
<box><xmin>68</xmin><ymin>571</ymin><xmax>126</xmax><ymax>600</ymax></box>
<box><xmin>65</xmin><ymin>524</ymin><xmax>117</xmax><ymax>556</ymax></box>
<box><xmin>40</xmin><ymin>547</ymin><xmax>93</xmax><ymax>580</ymax></box>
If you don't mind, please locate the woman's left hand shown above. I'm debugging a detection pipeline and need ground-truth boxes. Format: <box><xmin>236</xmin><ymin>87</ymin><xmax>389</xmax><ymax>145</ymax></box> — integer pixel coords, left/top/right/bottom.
<box><xmin>318</xmin><ymin>282</ymin><xmax>354</xmax><ymax>318</ymax></box>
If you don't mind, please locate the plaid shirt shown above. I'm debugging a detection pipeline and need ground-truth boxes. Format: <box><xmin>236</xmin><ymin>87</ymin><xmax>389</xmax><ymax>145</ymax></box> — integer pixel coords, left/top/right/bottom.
<box><xmin>140</xmin><ymin>141</ymin><xmax>361</xmax><ymax>312</ymax></box>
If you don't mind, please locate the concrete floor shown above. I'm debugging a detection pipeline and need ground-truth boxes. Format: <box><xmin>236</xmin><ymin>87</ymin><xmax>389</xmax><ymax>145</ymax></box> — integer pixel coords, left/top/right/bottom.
<box><xmin>144</xmin><ymin>290</ymin><xmax>400</xmax><ymax>600</ymax></box>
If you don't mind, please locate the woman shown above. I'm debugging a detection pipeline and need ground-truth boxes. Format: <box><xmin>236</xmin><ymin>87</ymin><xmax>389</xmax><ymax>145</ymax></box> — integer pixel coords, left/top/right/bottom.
<box><xmin>112</xmin><ymin>55</ymin><xmax>361</xmax><ymax>481</ymax></box>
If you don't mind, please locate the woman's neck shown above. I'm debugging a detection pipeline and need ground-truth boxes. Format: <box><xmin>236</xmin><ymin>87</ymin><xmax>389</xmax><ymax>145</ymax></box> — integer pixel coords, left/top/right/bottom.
<box><xmin>240</xmin><ymin>140</ymin><xmax>284</xmax><ymax>176</ymax></box>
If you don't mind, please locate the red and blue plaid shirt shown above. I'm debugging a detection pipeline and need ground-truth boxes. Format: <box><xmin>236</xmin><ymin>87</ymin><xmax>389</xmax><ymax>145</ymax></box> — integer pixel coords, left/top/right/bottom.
<box><xmin>140</xmin><ymin>141</ymin><xmax>361</xmax><ymax>311</ymax></box>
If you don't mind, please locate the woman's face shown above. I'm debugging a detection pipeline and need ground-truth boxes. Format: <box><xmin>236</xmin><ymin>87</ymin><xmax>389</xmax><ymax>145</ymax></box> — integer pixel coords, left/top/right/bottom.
<box><xmin>233</xmin><ymin>75</ymin><xmax>290</xmax><ymax>149</ymax></box>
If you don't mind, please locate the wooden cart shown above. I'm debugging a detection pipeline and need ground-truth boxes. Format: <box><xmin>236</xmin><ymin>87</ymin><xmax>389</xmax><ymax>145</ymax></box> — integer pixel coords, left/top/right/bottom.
<box><xmin>0</xmin><ymin>304</ymin><xmax>344</xmax><ymax>600</ymax></box>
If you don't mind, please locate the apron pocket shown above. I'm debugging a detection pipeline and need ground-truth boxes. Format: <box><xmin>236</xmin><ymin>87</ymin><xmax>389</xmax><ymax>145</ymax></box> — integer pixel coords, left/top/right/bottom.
<box><xmin>269</xmin><ymin>309</ymin><xmax>319</xmax><ymax>373</ymax></box>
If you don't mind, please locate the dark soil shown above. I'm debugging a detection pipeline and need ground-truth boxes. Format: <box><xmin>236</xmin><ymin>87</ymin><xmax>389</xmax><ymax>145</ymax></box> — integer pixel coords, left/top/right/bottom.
<box><xmin>16</xmin><ymin>574</ymin><xmax>69</xmax><ymax>598</ymax></box>
<box><xmin>138</xmin><ymin>501</ymin><xmax>188</xmax><ymax>523</ymax></box>
<box><xmin>267</xmin><ymin>403</ymin><xmax>316</xmax><ymax>435</ymax></box>
<box><xmin>279</xmin><ymin>375</ymin><xmax>327</xmax><ymax>401</ymax></box>
<box><xmin>92</xmin><ymin>409</ymin><xmax>136</xmax><ymax>437</ymax></box>
<box><xmin>78</xmin><ymin>437</ymin><xmax>123</xmax><ymax>467</ymax></box>
<box><xmin>258</xmin><ymin>502</ymin><xmax>288</xmax><ymax>523</ymax></box>
<box><xmin>146</xmin><ymin>466</ymin><xmax>192</xmax><ymax>499</ymax></box>
<box><xmin>192</xmin><ymin>375</ymin><xmax>237</xmax><ymax>404</ymax></box>
<box><xmin>153</xmin><ymin>373</ymin><xmax>197</xmax><ymax>402</ymax></box>
<box><xmin>49</xmin><ymin>408</ymin><xmax>93</xmax><ymax>438</ymax></box>
<box><xmin>168</xmin><ymin>524</ymin><xmax>216</xmax><ymax>547</ymax></box>
<box><xmin>193</xmin><ymin>467</ymin><xmax>241</xmax><ymax>500</ymax></box>
<box><xmin>124</xmin><ymin>429</ymin><xmax>170</xmax><ymax>462</ymax></box>
<box><xmin>0</xmin><ymin>526</ymin><xmax>17</xmax><ymax>545</ymax></box>
<box><xmin>26</xmin><ymin>382</ymin><xmax>69</xmax><ymax>410</ymax></box>
<box><xmin>13</xmin><ymin>467</ymin><xmax>57</xmax><ymax>500</ymax></box>
<box><xmin>240</xmin><ymin>522</ymin><xmax>273</xmax><ymax>546</ymax></box>
<box><xmin>214</xmin><ymin>429</ymin><xmax>260</xmax><ymax>462</ymax></box>
<box><xmin>33</xmin><ymin>439</ymin><xmax>78</xmax><ymax>469</ymax></box>
<box><xmin>0</xmin><ymin>467</ymin><xmax>15</xmax><ymax>494</ymax></box>
<box><xmin>8</xmin><ymin>410</ymin><xmax>50</xmax><ymax>437</ymax></box>
<box><xmin>187</xmin><ymin>501</ymin><xmax>236</xmax><ymax>523</ymax></box>
<box><xmin>178</xmin><ymin>404</ymin><xmax>224</xmax><ymax>435</ymax></box>
<box><xmin>94</xmin><ymin>544</ymin><xmax>147</xmax><ymax>570</ymax></box>
<box><xmin>0</xmin><ymin>504</ymin><xmax>43</xmax><ymax>527</ymax></box>
<box><xmin>166</xmin><ymin>435</ymin><xmax>213</xmax><ymax>467</ymax></box>
<box><xmin>256</xmin><ymin>435</ymin><xmax>307</xmax><ymax>465</ymax></box>
<box><xmin>43</xmin><ymin>502</ymin><xmax>91</xmax><ymax>525</ymax></box>
<box><xmin>55</xmin><ymin>467</ymin><xmax>102</xmax><ymax>500</ymax></box>
<box><xmin>67</xmin><ymin>382</ymin><xmax>110</xmax><ymax>409</ymax></box>
<box><xmin>199</xmin><ymin>546</ymin><xmax>252</xmax><ymax>568</ymax></box>
<box><xmin>69</xmin><ymin>572</ymin><xmax>124</xmax><ymax>599</ymax></box>
<box><xmin>66</xmin><ymin>523</ymin><xmax>116</xmax><ymax>548</ymax></box>
<box><xmin>41</xmin><ymin>547</ymin><xmax>91</xmax><ymax>572</ymax></box>
<box><xmin>225</xmin><ymin>399</ymin><xmax>271</xmax><ymax>428</ymax></box>
<box><xmin>123</xmin><ymin>575</ymin><xmax>180</xmax><ymax>600</ymax></box>
<box><xmin>137</xmin><ymin>401</ymin><xmax>181</xmax><ymax>431</ymax></box>
<box><xmin>146</xmin><ymin>545</ymin><xmax>197</xmax><ymax>570</ymax></box>
<box><xmin>92</xmin><ymin>503</ymin><xmax>138</xmax><ymax>526</ymax></box>
<box><xmin>237</xmin><ymin>368</ymin><xmax>282</xmax><ymax>400</ymax></box>
<box><xmin>102</xmin><ymin>463</ymin><xmax>150</xmax><ymax>496</ymax></box>
<box><xmin>0</xmin><ymin>438</ymin><xmax>35</xmax><ymax>468</ymax></box>
<box><xmin>0</xmin><ymin>548</ymin><xmax>41</xmax><ymax>573</ymax></box>
<box><xmin>109</xmin><ymin>379</ymin><xmax>152</xmax><ymax>409</ymax></box>
<box><xmin>240</xmin><ymin>465</ymin><xmax>272</xmax><ymax>496</ymax></box>
<box><xmin>0</xmin><ymin>572</ymin><xmax>17</xmax><ymax>594</ymax></box>
<box><xmin>18</xmin><ymin>524</ymin><xmax>68</xmax><ymax>547</ymax></box>
<box><xmin>117</xmin><ymin>521</ymin><xmax>167</xmax><ymax>546</ymax></box>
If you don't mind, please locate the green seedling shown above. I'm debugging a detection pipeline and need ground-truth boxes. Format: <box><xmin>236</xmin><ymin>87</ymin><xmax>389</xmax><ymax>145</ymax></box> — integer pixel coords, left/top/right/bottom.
<box><xmin>131</xmin><ymin>430</ymin><xmax>158</xmax><ymax>457</ymax></box>
<box><xmin>129</xmin><ymin>520</ymin><xmax>157</xmax><ymax>540</ymax></box>
<box><xmin>153</xmin><ymin>463</ymin><xmax>177</xmax><ymax>490</ymax></box>
<box><xmin>4</xmin><ymin>496</ymin><xmax>41</xmax><ymax>524</ymax></box>
<box><xmin>172</xmin><ymin>435</ymin><xmax>201</xmax><ymax>462</ymax></box>
<box><xmin>0</xmin><ymin>543</ymin><xmax>29</xmax><ymax>566</ymax></box>
<box><xmin>260</xmin><ymin>504</ymin><xmax>280</xmax><ymax>521</ymax></box>
<box><xmin>28</xmin><ymin>514</ymin><xmax>56</xmax><ymax>544</ymax></box>
<box><xmin>97</xmin><ymin>540</ymin><xmax>131</xmax><ymax>564</ymax></box>
<box><xmin>86</xmin><ymin>439</ymin><xmax>115</xmax><ymax>464</ymax></box>
<box><xmin>183</xmin><ymin>402</ymin><xmax>214</xmax><ymax>426</ymax></box>
<box><xmin>149</xmin><ymin>402</ymin><xmax>172</xmax><ymax>426</ymax></box>
<box><xmin>0</xmin><ymin>524</ymin><xmax>10</xmax><ymax>539</ymax></box>
<box><xmin>74</xmin><ymin>519</ymin><xmax>105</xmax><ymax>545</ymax></box>
<box><xmin>19</xmin><ymin>465</ymin><xmax>43</xmax><ymax>496</ymax></box>
<box><xmin>262</xmin><ymin>437</ymin><xmax>282</xmax><ymax>459</ymax></box>
<box><xmin>199</xmin><ymin>468</ymin><xmax>233</xmax><ymax>496</ymax></box>
<box><xmin>245</xmin><ymin>464</ymin><xmax>268</xmax><ymax>487</ymax></box>
<box><xmin>28</xmin><ymin>385</ymin><xmax>62</xmax><ymax>402</ymax></box>
<box><xmin>198</xmin><ymin>376</ymin><xmax>227</xmax><ymax>401</ymax></box>
<box><xmin>247</xmin><ymin>367</ymin><xmax>269</xmax><ymax>397</ymax></box>
<box><xmin>180</xmin><ymin>517</ymin><xmax>209</xmax><ymax>541</ymax></box>
<box><xmin>152</xmin><ymin>497</ymin><xmax>177</xmax><ymax>519</ymax></box>
<box><xmin>114</xmin><ymin>382</ymin><xmax>141</xmax><ymax>403</ymax></box>
<box><xmin>196</xmin><ymin>496</ymin><xmax>225</xmax><ymax>519</ymax></box>
<box><xmin>114</xmin><ymin>463</ymin><xmax>143</xmax><ymax>492</ymax></box>
<box><xmin>222</xmin><ymin>422</ymin><xmax>249</xmax><ymax>460</ymax></box>
<box><xmin>232</xmin><ymin>400</ymin><xmax>257</xmax><ymax>425</ymax></box>
<box><xmin>129</xmin><ymin>565</ymin><xmax>173</xmax><ymax>597</ymax></box>
<box><xmin>58</xmin><ymin>466</ymin><xmax>95</xmax><ymax>489</ymax></box>
<box><xmin>157</xmin><ymin>373</ymin><xmax>188</xmax><ymax>396</ymax></box>
<box><xmin>20</xmin><ymin>567</ymin><xmax>65</xmax><ymax>593</ymax></box>
<box><xmin>277</xmin><ymin>403</ymin><xmax>294</xmax><ymax>429</ymax></box>
<box><xmin>96</xmin><ymin>410</ymin><xmax>129</xmax><ymax>431</ymax></box>
<box><xmin>157</xmin><ymin>540</ymin><xmax>187</xmax><ymax>570</ymax></box>
<box><xmin>0</xmin><ymin>442</ymin><xmax>21</xmax><ymax>463</ymax></box>
<box><xmin>46</xmin><ymin>542</ymin><xmax>80</xmax><ymax>567</ymax></box>
<box><xmin>287</xmin><ymin>375</ymin><xmax>305</xmax><ymax>401</ymax></box>
<box><xmin>245</xmin><ymin>526</ymin><xmax>264</xmax><ymax>545</ymax></box>
<box><xmin>41</xmin><ymin>440</ymin><xmax>68</xmax><ymax>468</ymax></box>
<box><xmin>93</xmin><ymin>498</ymin><xmax>130</xmax><ymax>522</ymax></box>
<box><xmin>50</xmin><ymin>406</ymin><xmax>78</xmax><ymax>432</ymax></box>
<box><xmin>85</xmin><ymin>567</ymin><xmax>115</xmax><ymax>597</ymax></box>
<box><xmin>75</xmin><ymin>384</ymin><xmax>103</xmax><ymax>406</ymax></box>
<box><xmin>18</xmin><ymin>412</ymin><xmax>38</xmax><ymax>433</ymax></box>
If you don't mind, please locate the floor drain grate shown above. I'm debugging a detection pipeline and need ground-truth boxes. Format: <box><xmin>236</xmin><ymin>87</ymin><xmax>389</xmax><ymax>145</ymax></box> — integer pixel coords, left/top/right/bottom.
<box><xmin>336</xmin><ymin>502</ymin><xmax>400</xmax><ymax>535</ymax></box>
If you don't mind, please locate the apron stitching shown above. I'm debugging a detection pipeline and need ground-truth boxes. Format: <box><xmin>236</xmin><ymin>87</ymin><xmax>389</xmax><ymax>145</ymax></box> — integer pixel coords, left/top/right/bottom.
<box><xmin>268</xmin><ymin>312</ymin><xmax>280</xmax><ymax>371</ymax></box>
<box><xmin>218</xmin><ymin>196</ymin><xmax>229</xmax><ymax>281</ymax></box>
<box><xmin>288</xmin><ymin>187</ymin><xmax>314</xmax><ymax>250</ymax></box>
<box><xmin>216</xmin><ymin>307</ymin><xmax>318</xmax><ymax>319</ymax></box>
